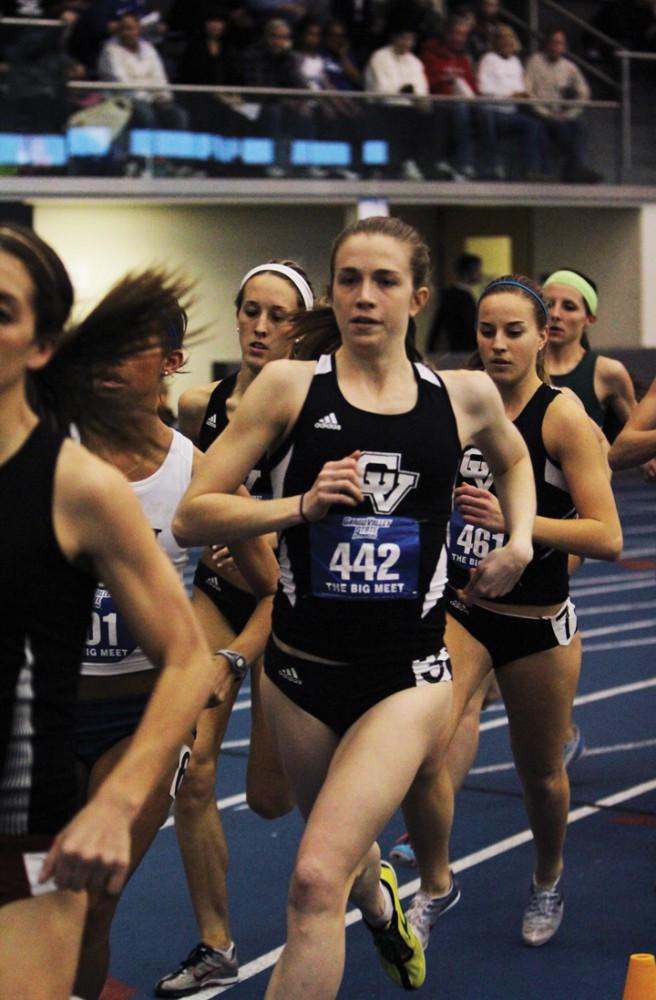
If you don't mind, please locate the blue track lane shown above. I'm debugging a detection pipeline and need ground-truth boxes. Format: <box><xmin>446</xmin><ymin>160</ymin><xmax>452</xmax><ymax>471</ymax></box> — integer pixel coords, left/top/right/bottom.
<box><xmin>107</xmin><ymin>477</ymin><xmax>656</xmax><ymax>1000</ymax></box>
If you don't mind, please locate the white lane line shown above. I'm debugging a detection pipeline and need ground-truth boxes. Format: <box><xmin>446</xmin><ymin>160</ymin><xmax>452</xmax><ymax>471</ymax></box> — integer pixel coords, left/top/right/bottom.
<box><xmin>622</xmin><ymin>524</ymin><xmax>656</xmax><ymax>536</ymax></box>
<box><xmin>160</xmin><ymin>791</ymin><xmax>247</xmax><ymax>830</ymax></box>
<box><xmin>480</xmin><ymin>676</ymin><xmax>656</xmax><ymax>732</ymax></box>
<box><xmin>572</xmin><ymin>571</ymin><xmax>653</xmax><ymax>589</ymax></box>
<box><xmin>619</xmin><ymin>546</ymin><xmax>656</xmax><ymax>558</ymax></box>
<box><xmin>584</xmin><ymin>635</ymin><xmax>656</xmax><ymax>652</ymax></box>
<box><xmin>222</xmin><ymin>739</ymin><xmax>250</xmax><ymax>749</ymax></box>
<box><xmin>470</xmin><ymin>737</ymin><xmax>656</xmax><ymax>775</ymax></box>
<box><xmin>577</xmin><ymin>599</ymin><xmax>656</xmax><ymax>617</ymax></box>
<box><xmin>196</xmin><ymin>777</ymin><xmax>656</xmax><ymax>996</ymax></box>
<box><xmin>572</xmin><ymin>579</ymin><xmax>655</xmax><ymax>598</ymax></box>
<box><xmin>582</xmin><ymin>618</ymin><xmax>656</xmax><ymax>638</ymax></box>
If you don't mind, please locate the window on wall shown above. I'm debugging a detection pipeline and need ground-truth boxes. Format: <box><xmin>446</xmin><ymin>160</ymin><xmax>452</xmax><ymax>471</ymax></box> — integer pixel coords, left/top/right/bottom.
<box><xmin>465</xmin><ymin>235</ymin><xmax>513</xmax><ymax>292</ymax></box>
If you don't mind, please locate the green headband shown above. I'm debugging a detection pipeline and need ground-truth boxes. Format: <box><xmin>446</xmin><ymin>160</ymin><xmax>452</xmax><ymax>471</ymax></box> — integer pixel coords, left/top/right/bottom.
<box><xmin>544</xmin><ymin>270</ymin><xmax>598</xmax><ymax>315</ymax></box>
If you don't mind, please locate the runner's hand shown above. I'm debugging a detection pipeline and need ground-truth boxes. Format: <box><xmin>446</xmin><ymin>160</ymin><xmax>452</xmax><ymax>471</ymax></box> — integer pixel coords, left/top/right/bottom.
<box><xmin>454</xmin><ymin>485</ymin><xmax>505</xmax><ymax>532</ymax></box>
<box><xmin>301</xmin><ymin>451</ymin><xmax>363</xmax><ymax>522</ymax></box>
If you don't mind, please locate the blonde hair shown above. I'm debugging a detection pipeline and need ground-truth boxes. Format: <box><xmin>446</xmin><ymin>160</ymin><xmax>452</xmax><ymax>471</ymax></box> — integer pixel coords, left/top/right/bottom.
<box><xmin>493</xmin><ymin>24</ymin><xmax>521</xmax><ymax>54</ymax></box>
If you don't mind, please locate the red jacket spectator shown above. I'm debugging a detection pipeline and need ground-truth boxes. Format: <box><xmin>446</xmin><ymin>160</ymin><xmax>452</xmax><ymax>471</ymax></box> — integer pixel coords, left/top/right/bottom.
<box><xmin>420</xmin><ymin>19</ymin><xmax>477</xmax><ymax>95</ymax></box>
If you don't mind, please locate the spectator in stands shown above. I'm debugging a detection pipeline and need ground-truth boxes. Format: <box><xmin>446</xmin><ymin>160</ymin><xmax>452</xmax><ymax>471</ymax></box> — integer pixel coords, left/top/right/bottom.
<box><xmin>235</xmin><ymin>17</ymin><xmax>313</xmax><ymax>175</ymax></box>
<box><xmin>468</xmin><ymin>0</ymin><xmax>505</xmax><ymax>61</ymax></box>
<box><xmin>67</xmin><ymin>0</ymin><xmax>146</xmax><ymax>74</ymax></box>
<box><xmin>177</xmin><ymin>5</ymin><xmax>244</xmax><ymax>135</ymax></box>
<box><xmin>364</xmin><ymin>23</ymin><xmax>435</xmax><ymax>180</ymax></box>
<box><xmin>331</xmin><ymin>0</ymin><xmax>383</xmax><ymax>64</ymax></box>
<box><xmin>386</xmin><ymin>0</ymin><xmax>445</xmax><ymax>47</ymax></box>
<box><xmin>320</xmin><ymin>17</ymin><xmax>363</xmax><ymax>89</ymax></box>
<box><xmin>476</xmin><ymin>23</ymin><xmax>549</xmax><ymax>180</ymax></box>
<box><xmin>167</xmin><ymin>0</ymin><xmax>258</xmax><ymax>51</ymax></box>
<box><xmin>420</xmin><ymin>16</ymin><xmax>489</xmax><ymax>179</ymax></box>
<box><xmin>3</xmin><ymin>2</ymin><xmax>81</xmax><ymax>132</ymax></box>
<box><xmin>98</xmin><ymin>12</ymin><xmax>189</xmax><ymax>130</ymax></box>
<box><xmin>426</xmin><ymin>251</ymin><xmax>481</xmax><ymax>353</ymax></box>
<box><xmin>245</xmin><ymin>0</ymin><xmax>307</xmax><ymax>28</ymax></box>
<box><xmin>525</xmin><ymin>29</ymin><xmax>602</xmax><ymax>184</ymax></box>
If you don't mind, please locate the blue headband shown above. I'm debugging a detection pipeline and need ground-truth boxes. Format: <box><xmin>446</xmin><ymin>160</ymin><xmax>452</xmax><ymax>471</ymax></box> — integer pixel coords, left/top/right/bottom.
<box><xmin>482</xmin><ymin>279</ymin><xmax>549</xmax><ymax>322</ymax></box>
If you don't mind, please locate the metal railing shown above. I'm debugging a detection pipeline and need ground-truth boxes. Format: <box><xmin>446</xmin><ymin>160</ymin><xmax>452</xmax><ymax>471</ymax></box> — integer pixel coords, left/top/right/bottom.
<box><xmin>616</xmin><ymin>50</ymin><xmax>656</xmax><ymax>180</ymax></box>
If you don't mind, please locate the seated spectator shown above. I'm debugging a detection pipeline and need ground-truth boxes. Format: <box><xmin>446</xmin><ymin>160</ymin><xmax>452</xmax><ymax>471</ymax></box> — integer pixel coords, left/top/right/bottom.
<box><xmin>331</xmin><ymin>0</ymin><xmax>383</xmax><ymax>65</ymax></box>
<box><xmin>420</xmin><ymin>16</ymin><xmax>489</xmax><ymax>179</ymax></box>
<box><xmin>167</xmin><ymin>0</ymin><xmax>258</xmax><ymax>50</ymax></box>
<box><xmin>476</xmin><ymin>23</ymin><xmax>549</xmax><ymax>179</ymax></box>
<box><xmin>245</xmin><ymin>0</ymin><xmax>307</xmax><ymax>28</ymax></box>
<box><xmin>525</xmin><ymin>29</ymin><xmax>602</xmax><ymax>183</ymax></box>
<box><xmin>320</xmin><ymin>17</ymin><xmax>363</xmax><ymax>89</ymax></box>
<box><xmin>98</xmin><ymin>13</ymin><xmax>189</xmax><ymax>129</ymax></box>
<box><xmin>427</xmin><ymin>251</ymin><xmax>482</xmax><ymax>353</ymax></box>
<box><xmin>235</xmin><ymin>17</ymin><xmax>313</xmax><ymax>175</ymax></box>
<box><xmin>3</xmin><ymin>2</ymin><xmax>81</xmax><ymax>133</ymax></box>
<box><xmin>177</xmin><ymin>5</ymin><xmax>244</xmax><ymax>134</ymax></box>
<box><xmin>294</xmin><ymin>15</ymin><xmax>363</xmax><ymax>175</ymax></box>
<box><xmin>365</xmin><ymin>24</ymin><xmax>435</xmax><ymax>179</ymax></box>
<box><xmin>68</xmin><ymin>0</ymin><xmax>146</xmax><ymax>74</ymax></box>
<box><xmin>468</xmin><ymin>0</ymin><xmax>505</xmax><ymax>62</ymax></box>
<box><xmin>386</xmin><ymin>0</ymin><xmax>444</xmax><ymax>47</ymax></box>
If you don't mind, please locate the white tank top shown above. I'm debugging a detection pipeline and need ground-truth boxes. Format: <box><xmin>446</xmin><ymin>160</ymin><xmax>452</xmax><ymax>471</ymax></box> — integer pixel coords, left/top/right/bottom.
<box><xmin>80</xmin><ymin>430</ymin><xmax>193</xmax><ymax>676</ymax></box>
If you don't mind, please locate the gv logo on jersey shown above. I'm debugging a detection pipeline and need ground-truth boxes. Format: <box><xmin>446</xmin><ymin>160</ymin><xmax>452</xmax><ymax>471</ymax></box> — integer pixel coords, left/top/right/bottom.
<box><xmin>460</xmin><ymin>448</ymin><xmax>493</xmax><ymax>489</ymax></box>
<box><xmin>358</xmin><ymin>451</ymin><xmax>419</xmax><ymax>514</ymax></box>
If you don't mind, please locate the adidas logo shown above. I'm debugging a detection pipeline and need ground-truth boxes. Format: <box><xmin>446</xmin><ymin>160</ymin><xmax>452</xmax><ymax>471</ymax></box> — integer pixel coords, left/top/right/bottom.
<box><xmin>278</xmin><ymin>666</ymin><xmax>302</xmax><ymax>685</ymax></box>
<box><xmin>314</xmin><ymin>412</ymin><xmax>341</xmax><ymax>431</ymax></box>
<box><xmin>205</xmin><ymin>413</ymin><xmax>217</xmax><ymax>428</ymax></box>
<box><xmin>204</xmin><ymin>576</ymin><xmax>222</xmax><ymax>592</ymax></box>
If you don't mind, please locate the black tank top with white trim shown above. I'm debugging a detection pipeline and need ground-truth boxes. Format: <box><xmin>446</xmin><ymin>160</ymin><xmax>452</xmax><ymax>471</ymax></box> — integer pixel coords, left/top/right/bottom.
<box><xmin>0</xmin><ymin>424</ymin><xmax>96</xmax><ymax>835</ymax></box>
<box><xmin>447</xmin><ymin>382</ymin><xmax>574</xmax><ymax>606</ymax></box>
<box><xmin>198</xmin><ymin>371</ymin><xmax>273</xmax><ymax>498</ymax></box>
<box><xmin>268</xmin><ymin>354</ymin><xmax>462</xmax><ymax>665</ymax></box>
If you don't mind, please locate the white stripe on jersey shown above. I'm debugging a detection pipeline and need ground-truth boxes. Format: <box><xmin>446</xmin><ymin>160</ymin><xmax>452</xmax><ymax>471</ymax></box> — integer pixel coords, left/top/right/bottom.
<box><xmin>0</xmin><ymin>641</ymin><xmax>35</xmax><ymax>835</ymax></box>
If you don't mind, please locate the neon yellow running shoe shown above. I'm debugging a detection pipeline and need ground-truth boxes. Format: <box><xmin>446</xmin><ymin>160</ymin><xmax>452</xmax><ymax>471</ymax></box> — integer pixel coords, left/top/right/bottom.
<box><xmin>365</xmin><ymin>860</ymin><xmax>426</xmax><ymax>991</ymax></box>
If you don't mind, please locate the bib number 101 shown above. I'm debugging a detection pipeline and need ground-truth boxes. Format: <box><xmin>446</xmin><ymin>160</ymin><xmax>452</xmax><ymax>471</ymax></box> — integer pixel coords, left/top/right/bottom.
<box><xmin>329</xmin><ymin>541</ymin><xmax>400</xmax><ymax>581</ymax></box>
<box><xmin>456</xmin><ymin>523</ymin><xmax>505</xmax><ymax>560</ymax></box>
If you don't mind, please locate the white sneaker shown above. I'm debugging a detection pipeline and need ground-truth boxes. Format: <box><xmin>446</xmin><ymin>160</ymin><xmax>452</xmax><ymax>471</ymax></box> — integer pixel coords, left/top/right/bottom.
<box><xmin>401</xmin><ymin>159</ymin><xmax>424</xmax><ymax>180</ymax></box>
<box><xmin>521</xmin><ymin>877</ymin><xmax>564</xmax><ymax>946</ymax></box>
<box><xmin>406</xmin><ymin>874</ymin><xmax>461</xmax><ymax>950</ymax></box>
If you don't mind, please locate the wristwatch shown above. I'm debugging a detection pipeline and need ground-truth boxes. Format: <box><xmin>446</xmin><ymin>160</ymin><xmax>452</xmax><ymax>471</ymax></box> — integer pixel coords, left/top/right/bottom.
<box><xmin>215</xmin><ymin>648</ymin><xmax>248</xmax><ymax>682</ymax></box>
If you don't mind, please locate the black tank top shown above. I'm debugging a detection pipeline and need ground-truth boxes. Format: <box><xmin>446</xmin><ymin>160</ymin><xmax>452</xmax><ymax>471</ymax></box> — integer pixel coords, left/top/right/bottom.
<box><xmin>0</xmin><ymin>424</ymin><xmax>96</xmax><ymax>835</ymax></box>
<box><xmin>550</xmin><ymin>351</ymin><xmax>605</xmax><ymax>427</ymax></box>
<box><xmin>198</xmin><ymin>371</ymin><xmax>273</xmax><ymax>498</ymax></box>
<box><xmin>448</xmin><ymin>383</ymin><xmax>575</xmax><ymax>606</ymax></box>
<box><xmin>269</xmin><ymin>354</ymin><xmax>462</xmax><ymax>665</ymax></box>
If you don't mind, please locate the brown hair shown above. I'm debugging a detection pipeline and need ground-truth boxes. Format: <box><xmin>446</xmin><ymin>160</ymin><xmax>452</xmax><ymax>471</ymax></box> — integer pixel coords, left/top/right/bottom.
<box><xmin>36</xmin><ymin>268</ymin><xmax>193</xmax><ymax>449</ymax></box>
<box><xmin>474</xmin><ymin>273</ymin><xmax>549</xmax><ymax>382</ymax></box>
<box><xmin>0</xmin><ymin>223</ymin><xmax>74</xmax><ymax>347</ymax></box>
<box><xmin>295</xmin><ymin>216</ymin><xmax>430</xmax><ymax>361</ymax></box>
<box><xmin>234</xmin><ymin>259</ymin><xmax>314</xmax><ymax>312</ymax></box>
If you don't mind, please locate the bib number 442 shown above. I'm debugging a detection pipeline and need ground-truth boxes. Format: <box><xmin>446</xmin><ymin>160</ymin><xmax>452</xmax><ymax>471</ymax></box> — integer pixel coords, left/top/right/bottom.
<box><xmin>328</xmin><ymin>541</ymin><xmax>401</xmax><ymax>582</ymax></box>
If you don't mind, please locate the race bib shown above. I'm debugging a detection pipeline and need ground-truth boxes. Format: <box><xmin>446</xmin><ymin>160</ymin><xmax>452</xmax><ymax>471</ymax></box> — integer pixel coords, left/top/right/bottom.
<box><xmin>310</xmin><ymin>515</ymin><xmax>419</xmax><ymax>600</ymax></box>
<box><xmin>84</xmin><ymin>586</ymin><xmax>138</xmax><ymax>663</ymax></box>
<box><xmin>447</xmin><ymin>507</ymin><xmax>506</xmax><ymax>570</ymax></box>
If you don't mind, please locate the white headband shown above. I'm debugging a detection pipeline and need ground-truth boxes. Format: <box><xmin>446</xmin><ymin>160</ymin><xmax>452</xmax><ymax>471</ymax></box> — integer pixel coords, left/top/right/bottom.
<box><xmin>239</xmin><ymin>263</ymin><xmax>314</xmax><ymax>310</ymax></box>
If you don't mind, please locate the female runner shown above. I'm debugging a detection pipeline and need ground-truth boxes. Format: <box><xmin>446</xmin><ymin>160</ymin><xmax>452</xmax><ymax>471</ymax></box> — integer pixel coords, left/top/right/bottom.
<box><xmin>609</xmin><ymin>376</ymin><xmax>656</xmax><ymax>470</ymax></box>
<box><xmin>0</xmin><ymin>229</ymin><xmax>218</xmax><ymax>1000</ymax></box>
<box><xmin>543</xmin><ymin>267</ymin><xmax>656</xmax><ymax>481</ymax></box>
<box><xmin>174</xmin><ymin>216</ymin><xmax>537</xmax><ymax>999</ymax></box>
<box><xmin>156</xmin><ymin>261</ymin><xmax>310</xmax><ymax>997</ymax></box>
<box><xmin>49</xmin><ymin>271</ymin><xmax>278</xmax><ymax>1000</ymax></box>
<box><xmin>404</xmin><ymin>275</ymin><xmax>622</xmax><ymax>956</ymax></box>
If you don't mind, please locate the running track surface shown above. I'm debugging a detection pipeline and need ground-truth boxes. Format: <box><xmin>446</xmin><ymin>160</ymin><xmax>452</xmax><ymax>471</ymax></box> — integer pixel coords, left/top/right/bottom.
<box><xmin>104</xmin><ymin>476</ymin><xmax>656</xmax><ymax>1000</ymax></box>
